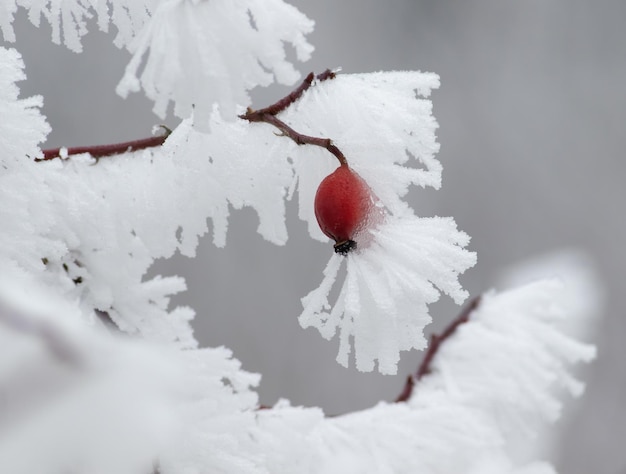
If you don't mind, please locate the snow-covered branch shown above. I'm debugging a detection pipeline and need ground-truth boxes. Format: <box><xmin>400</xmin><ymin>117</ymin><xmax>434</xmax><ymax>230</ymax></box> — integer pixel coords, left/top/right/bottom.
<box><xmin>37</xmin><ymin>128</ymin><xmax>171</xmax><ymax>162</ymax></box>
<box><xmin>241</xmin><ymin>109</ymin><xmax>348</xmax><ymax>167</ymax></box>
<box><xmin>395</xmin><ymin>295</ymin><xmax>482</xmax><ymax>403</ymax></box>
<box><xmin>0</xmin><ymin>1</ymin><xmax>602</xmax><ymax>472</ymax></box>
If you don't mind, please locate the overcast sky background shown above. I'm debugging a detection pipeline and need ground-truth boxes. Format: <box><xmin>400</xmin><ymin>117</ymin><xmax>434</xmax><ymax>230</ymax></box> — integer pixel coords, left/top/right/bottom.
<box><xmin>6</xmin><ymin>2</ymin><xmax>626</xmax><ymax>472</ymax></box>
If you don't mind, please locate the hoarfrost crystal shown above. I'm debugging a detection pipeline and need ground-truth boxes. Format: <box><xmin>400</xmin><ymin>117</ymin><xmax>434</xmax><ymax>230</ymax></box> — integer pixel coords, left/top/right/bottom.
<box><xmin>0</xmin><ymin>47</ymin><xmax>50</xmax><ymax>168</ymax></box>
<box><xmin>289</xmin><ymin>71</ymin><xmax>474</xmax><ymax>374</ymax></box>
<box><xmin>264</xmin><ymin>279</ymin><xmax>595</xmax><ymax>474</ymax></box>
<box><xmin>300</xmin><ymin>213</ymin><xmax>476</xmax><ymax>374</ymax></box>
<box><xmin>116</xmin><ymin>0</ymin><xmax>315</xmax><ymax>125</ymax></box>
<box><xmin>1</xmin><ymin>0</ymin><xmax>313</xmax><ymax>124</ymax></box>
<box><xmin>0</xmin><ymin>2</ymin><xmax>601</xmax><ymax>473</ymax></box>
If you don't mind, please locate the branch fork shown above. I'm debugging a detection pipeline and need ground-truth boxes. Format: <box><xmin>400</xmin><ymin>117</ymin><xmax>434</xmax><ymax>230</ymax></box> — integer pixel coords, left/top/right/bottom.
<box><xmin>239</xmin><ymin>69</ymin><xmax>348</xmax><ymax>166</ymax></box>
<box><xmin>38</xmin><ymin>70</ymin><xmax>343</xmax><ymax>165</ymax></box>
<box><xmin>33</xmin><ymin>67</ymin><xmax>479</xmax><ymax>413</ymax></box>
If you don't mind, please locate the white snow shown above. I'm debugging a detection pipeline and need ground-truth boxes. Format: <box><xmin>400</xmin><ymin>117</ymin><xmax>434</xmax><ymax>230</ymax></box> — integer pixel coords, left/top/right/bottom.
<box><xmin>0</xmin><ymin>3</ymin><xmax>601</xmax><ymax>472</ymax></box>
<box><xmin>301</xmin><ymin>213</ymin><xmax>476</xmax><ymax>374</ymax></box>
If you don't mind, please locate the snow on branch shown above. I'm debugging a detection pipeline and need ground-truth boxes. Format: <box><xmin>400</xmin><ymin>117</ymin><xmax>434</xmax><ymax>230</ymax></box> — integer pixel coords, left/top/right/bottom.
<box><xmin>1</xmin><ymin>0</ymin><xmax>313</xmax><ymax>125</ymax></box>
<box><xmin>395</xmin><ymin>295</ymin><xmax>482</xmax><ymax>403</ymax></box>
<box><xmin>240</xmin><ymin>69</ymin><xmax>349</xmax><ymax>166</ymax></box>
<box><xmin>19</xmin><ymin>65</ymin><xmax>468</xmax><ymax>374</ymax></box>
<box><xmin>116</xmin><ymin>0</ymin><xmax>315</xmax><ymax>125</ymax></box>
<box><xmin>255</xmin><ymin>279</ymin><xmax>596</xmax><ymax>473</ymax></box>
<box><xmin>0</xmin><ymin>275</ymin><xmax>598</xmax><ymax>473</ymax></box>
<box><xmin>0</xmin><ymin>286</ymin><xmax>261</xmax><ymax>474</ymax></box>
<box><xmin>279</xmin><ymin>70</ymin><xmax>443</xmax><ymax>241</ymax></box>
<box><xmin>0</xmin><ymin>47</ymin><xmax>50</xmax><ymax>169</ymax></box>
<box><xmin>0</xmin><ymin>0</ymin><xmax>154</xmax><ymax>52</ymax></box>
<box><xmin>300</xmin><ymin>213</ymin><xmax>476</xmax><ymax>374</ymax></box>
<box><xmin>37</xmin><ymin>127</ymin><xmax>171</xmax><ymax>162</ymax></box>
<box><xmin>0</xmin><ymin>10</ymin><xmax>600</xmax><ymax>469</ymax></box>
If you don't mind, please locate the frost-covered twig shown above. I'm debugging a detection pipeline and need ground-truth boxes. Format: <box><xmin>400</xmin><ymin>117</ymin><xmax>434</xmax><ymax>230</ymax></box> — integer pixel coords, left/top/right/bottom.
<box><xmin>37</xmin><ymin>127</ymin><xmax>171</xmax><ymax>162</ymax></box>
<box><xmin>395</xmin><ymin>296</ymin><xmax>482</xmax><ymax>403</ymax></box>
<box><xmin>37</xmin><ymin>69</ymin><xmax>337</xmax><ymax>164</ymax></box>
<box><xmin>249</xmin><ymin>69</ymin><xmax>335</xmax><ymax>117</ymax></box>
<box><xmin>240</xmin><ymin>69</ymin><xmax>348</xmax><ymax>166</ymax></box>
<box><xmin>248</xmin><ymin>113</ymin><xmax>348</xmax><ymax>166</ymax></box>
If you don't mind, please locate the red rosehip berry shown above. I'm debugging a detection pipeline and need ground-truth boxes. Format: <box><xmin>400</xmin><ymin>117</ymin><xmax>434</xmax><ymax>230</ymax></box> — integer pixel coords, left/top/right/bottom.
<box><xmin>314</xmin><ymin>165</ymin><xmax>374</xmax><ymax>255</ymax></box>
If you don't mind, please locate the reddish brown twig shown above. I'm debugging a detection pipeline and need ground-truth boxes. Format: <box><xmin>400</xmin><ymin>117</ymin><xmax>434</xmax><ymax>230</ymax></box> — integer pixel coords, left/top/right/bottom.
<box><xmin>240</xmin><ymin>69</ymin><xmax>348</xmax><ymax>167</ymax></box>
<box><xmin>37</xmin><ymin>127</ymin><xmax>171</xmax><ymax>162</ymax></box>
<box><xmin>395</xmin><ymin>296</ymin><xmax>482</xmax><ymax>403</ymax></box>
<box><xmin>252</xmin><ymin>113</ymin><xmax>348</xmax><ymax>166</ymax></box>
<box><xmin>249</xmin><ymin>69</ymin><xmax>336</xmax><ymax>118</ymax></box>
<box><xmin>37</xmin><ymin>70</ymin><xmax>337</xmax><ymax>164</ymax></box>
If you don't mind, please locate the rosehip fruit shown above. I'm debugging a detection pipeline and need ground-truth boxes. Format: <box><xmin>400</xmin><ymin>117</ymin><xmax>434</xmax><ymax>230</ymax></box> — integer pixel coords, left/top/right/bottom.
<box><xmin>314</xmin><ymin>165</ymin><xmax>374</xmax><ymax>255</ymax></box>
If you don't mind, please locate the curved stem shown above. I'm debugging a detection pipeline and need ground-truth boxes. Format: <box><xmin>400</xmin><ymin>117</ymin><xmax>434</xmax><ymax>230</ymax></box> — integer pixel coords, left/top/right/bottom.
<box><xmin>37</xmin><ymin>70</ymin><xmax>340</xmax><ymax>164</ymax></box>
<box><xmin>239</xmin><ymin>69</ymin><xmax>348</xmax><ymax>167</ymax></box>
<box><xmin>395</xmin><ymin>296</ymin><xmax>482</xmax><ymax>403</ymax></box>
<box><xmin>249</xmin><ymin>69</ymin><xmax>335</xmax><ymax>117</ymax></box>
<box><xmin>255</xmin><ymin>114</ymin><xmax>348</xmax><ymax>166</ymax></box>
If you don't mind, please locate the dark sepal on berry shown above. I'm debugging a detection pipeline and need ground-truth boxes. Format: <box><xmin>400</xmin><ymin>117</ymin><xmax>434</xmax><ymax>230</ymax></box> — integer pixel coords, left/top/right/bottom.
<box><xmin>334</xmin><ymin>239</ymin><xmax>357</xmax><ymax>255</ymax></box>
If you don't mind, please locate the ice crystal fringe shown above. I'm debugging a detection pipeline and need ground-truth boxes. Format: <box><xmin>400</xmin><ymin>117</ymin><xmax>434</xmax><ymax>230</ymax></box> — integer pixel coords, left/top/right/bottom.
<box><xmin>162</xmin><ymin>112</ymin><xmax>296</xmax><ymax>248</ymax></box>
<box><xmin>116</xmin><ymin>0</ymin><xmax>314</xmax><ymax>124</ymax></box>
<box><xmin>300</xmin><ymin>213</ymin><xmax>477</xmax><ymax>374</ymax></box>
<box><xmin>0</xmin><ymin>274</ymin><xmax>595</xmax><ymax>474</ymax></box>
<box><xmin>0</xmin><ymin>0</ymin><xmax>313</xmax><ymax>124</ymax></box>
<box><xmin>0</xmin><ymin>14</ymin><xmax>598</xmax><ymax>472</ymax></box>
<box><xmin>0</xmin><ymin>46</ymin><xmax>194</xmax><ymax>346</ymax></box>
<box><xmin>0</xmin><ymin>0</ymin><xmax>155</xmax><ymax>52</ymax></box>
<box><xmin>0</xmin><ymin>47</ymin><xmax>50</xmax><ymax>169</ymax></box>
<box><xmin>0</xmin><ymin>281</ymin><xmax>262</xmax><ymax>474</ymax></box>
<box><xmin>282</xmin><ymin>279</ymin><xmax>594</xmax><ymax>474</ymax></box>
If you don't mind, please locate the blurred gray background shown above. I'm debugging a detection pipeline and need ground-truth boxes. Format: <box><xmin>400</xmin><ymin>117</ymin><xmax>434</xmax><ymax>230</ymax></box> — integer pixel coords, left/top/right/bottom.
<box><xmin>6</xmin><ymin>1</ymin><xmax>625</xmax><ymax>472</ymax></box>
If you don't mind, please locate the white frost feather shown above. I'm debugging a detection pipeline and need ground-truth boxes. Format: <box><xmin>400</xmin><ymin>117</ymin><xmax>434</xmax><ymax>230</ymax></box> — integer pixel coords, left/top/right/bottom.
<box><xmin>1</xmin><ymin>0</ymin><xmax>313</xmax><ymax>123</ymax></box>
<box><xmin>0</xmin><ymin>47</ymin><xmax>50</xmax><ymax>168</ymax></box>
<box><xmin>300</xmin><ymin>213</ymin><xmax>476</xmax><ymax>374</ymax></box>
<box><xmin>0</xmin><ymin>274</ymin><xmax>596</xmax><ymax>474</ymax></box>
<box><xmin>0</xmin><ymin>17</ymin><xmax>599</xmax><ymax>473</ymax></box>
<box><xmin>116</xmin><ymin>0</ymin><xmax>314</xmax><ymax>124</ymax></box>
<box><xmin>287</xmin><ymin>280</ymin><xmax>594</xmax><ymax>473</ymax></box>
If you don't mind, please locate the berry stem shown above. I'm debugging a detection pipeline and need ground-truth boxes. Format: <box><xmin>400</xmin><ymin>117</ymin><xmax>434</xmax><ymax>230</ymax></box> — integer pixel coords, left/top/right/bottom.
<box><xmin>395</xmin><ymin>296</ymin><xmax>482</xmax><ymax>403</ymax></box>
<box><xmin>252</xmin><ymin>113</ymin><xmax>348</xmax><ymax>167</ymax></box>
<box><xmin>239</xmin><ymin>69</ymin><xmax>348</xmax><ymax>167</ymax></box>
<box><xmin>37</xmin><ymin>127</ymin><xmax>172</xmax><ymax>162</ymax></box>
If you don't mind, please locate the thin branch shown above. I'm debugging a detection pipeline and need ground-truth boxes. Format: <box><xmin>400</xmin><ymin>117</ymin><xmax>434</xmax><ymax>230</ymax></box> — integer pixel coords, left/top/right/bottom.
<box><xmin>239</xmin><ymin>69</ymin><xmax>348</xmax><ymax>167</ymax></box>
<box><xmin>248</xmin><ymin>69</ymin><xmax>335</xmax><ymax>118</ymax></box>
<box><xmin>37</xmin><ymin>127</ymin><xmax>172</xmax><ymax>162</ymax></box>
<box><xmin>253</xmin><ymin>114</ymin><xmax>348</xmax><ymax>166</ymax></box>
<box><xmin>395</xmin><ymin>296</ymin><xmax>482</xmax><ymax>403</ymax></box>
<box><xmin>36</xmin><ymin>69</ymin><xmax>337</xmax><ymax>164</ymax></box>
